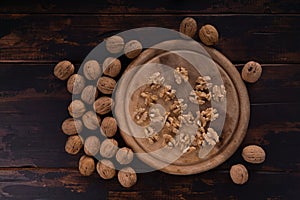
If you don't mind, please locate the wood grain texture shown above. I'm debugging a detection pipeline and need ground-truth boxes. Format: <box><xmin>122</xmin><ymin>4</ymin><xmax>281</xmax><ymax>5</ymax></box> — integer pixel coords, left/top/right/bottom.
<box><xmin>0</xmin><ymin>14</ymin><xmax>300</xmax><ymax>63</ymax></box>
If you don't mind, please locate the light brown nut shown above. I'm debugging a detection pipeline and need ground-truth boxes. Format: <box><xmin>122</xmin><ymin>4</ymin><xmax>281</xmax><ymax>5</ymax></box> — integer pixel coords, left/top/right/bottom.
<box><xmin>54</xmin><ymin>60</ymin><xmax>75</xmax><ymax>80</ymax></box>
<box><xmin>179</xmin><ymin>17</ymin><xmax>197</xmax><ymax>38</ymax></box>
<box><xmin>68</xmin><ymin>100</ymin><xmax>86</xmax><ymax>118</ymax></box>
<box><xmin>105</xmin><ymin>35</ymin><xmax>124</xmax><ymax>54</ymax></box>
<box><xmin>230</xmin><ymin>164</ymin><xmax>248</xmax><ymax>185</ymax></box>
<box><xmin>65</xmin><ymin>135</ymin><xmax>83</xmax><ymax>155</ymax></box>
<box><xmin>79</xmin><ymin>155</ymin><xmax>95</xmax><ymax>176</ymax></box>
<box><xmin>67</xmin><ymin>74</ymin><xmax>85</xmax><ymax>94</ymax></box>
<box><xmin>101</xmin><ymin>117</ymin><xmax>118</xmax><ymax>138</ymax></box>
<box><xmin>242</xmin><ymin>145</ymin><xmax>266</xmax><ymax>164</ymax></box>
<box><xmin>96</xmin><ymin>159</ymin><xmax>116</xmax><ymax>180</ymax></box>
<box><xmin>84</xmin><ymin>136</ymin><xmax>101</xmax><ymax>156</ymax></box>
<box><xmin>81</xmin><ymin>85</ymin><xmax>98</xmax><ymax>105</ymax></box>
<box><xmin>199</xmin><ymin>24</ymin><xmax>219</xmax><ymax>46</ymax></box>
<box><xmin>116</xmin><ymin>147</ymin><xmax>134</xmax><ymax>165</ymax></box>
<box><xmin>242</xmin><ymin>61</ymin><xmax>262</xmax><ymax>83</ymax></box>
<box><xmin>93</xmin><ymin>97</ymin><xmax>113</xmax><ymax>115</ymax></box>
<box><xmin>118</xmin><ymin>167</ymin><xmax>137</xmax><ymax>188</ymax></box>
<box><xmin>82</xmin><ymin>111</ymin><xmax>101</xmax><ymax>130</ymax></box>
<box><xmin>97</xmin><ymin>76</ymin><xmax>116</xmax><ymax>94</ymax></box>
<box><xmin>99</xmin><ymin>138</ymin><xmax>118</xmax><ymax>158</ymax></box>
<box><xmin>103</xmin><ymin>57</ymin><xmax>122</xmax><ymax>78</ymax></box>
<box><xmin>83</xmin><ymin>60</ymin><xmax>101</xmax><ymax>80</ymax></box>
<box><xmin>124</xmin><ymin>40</ymin><xmax>143</xmax><ymax>59</ymax></box>
<box><xmin>61</xmin><ymin>118</ymin><xmax>83</xmax><ymax>135</ymax></box>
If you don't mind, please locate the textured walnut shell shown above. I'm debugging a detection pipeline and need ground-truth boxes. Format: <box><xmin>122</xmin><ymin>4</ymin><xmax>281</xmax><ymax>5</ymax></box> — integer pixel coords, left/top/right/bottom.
<box><xmin>99</xmin><ymin>138</ymin><xmax>118</xmax><ymax>158</ymax></box>
<box><xmin>81</xmin><ymin>85</ymin><xmax>98</xmax><ymax>105</ymax></box>
<box><xmin>101</xmin><ymin>117</ymin><xmax>118</xmax><ymax>137</ymax></box>
<box><xmin>116</xmin><ymin>147</ymin><xmax>134</xmax><ymax>165</ymax></box>
<box><xmin>61</xmin><ymin>118</ymin><xmax>83</xmax><ymax>135</ymax></box>
<box><xmin>96</xmin><ymin>159</ymin><xmax>116</xmax><ymax>180</ymax></box>
<box><xmin>79</xmin><ymin>155</ymin><xmax>95</xmax><ymax>176</ymax></box>
<box><xmin>179</xmin><ymin>17</ymin><xmax>197</xmax><ymax>38</ymax></box>
<box><xmin>83</xmin><ymin>60</ymin><xmax>101</xmax><ymax>80</ymax></box>
<box><xmin>84</xmin><ymin>136</ymin><xmax>101</xmax><ymax>156</ymax></box>
<box><xmin>97</xmin><ymin>76</ymin><xmax>116</xmax><ymax>94</ymax></box>
<box><xmin>103</xmin><ymin>57</ymin><xmax>122</xmax><ymax>78</ymax></box>
<box><xmin>105</xmin><ymin>35</ymin><xmax>124</xmax><ymax>54</ymax></box>
<box><xmin>242</xmin><ymin>61</ymin><xmax>262</xmax><ymax>83</ymax></box>
<box><xmin>67</xmin><ymin>74</ymin><xmax>85</xmax><ymax>94</ymax></box>
<box><xmin>68</xmin><ymin>100</ymin><xmax>86</xmax><ymax>118</ymax></box>
<box><xmin>65</xmin><ymin>135</ymin><xmax>83</xmax><ymax>155</ymax></box>
<box><xmin>199</xmin><ymin>24</ymin><xmax>219</xmax><ymax>46</ymax></box>
<box><xmin>54</xmin><ymin>60</ymin><xmax>75</xmax><ymax>80</ymax></box>
<box><xmin>82</xmin><ymin>111</ymin><xmax>101</xmax><ymax>130</ymax></box>
<box><xmin>242</xmin><ymin>145</ymin><xmax>266</xmax><ymax>164</ymax></box>
<box><xmin>230</xmin><ymin>164</ymin><xmax>248</xmax><ymax>185</ymax></box>
<box><xmin>118</xmin><ymin>167</ymin><xmax>137</xmax><ymax>188</ymax></box>
<box><xmin>124</xmin><ymin>40</ymin><xmax>143</xmax><ymax>59</ymax></box>
<box><xmin>93</xmin><ymin>97</ymin><xmax>113</xmax><ymax>115</ymax></box>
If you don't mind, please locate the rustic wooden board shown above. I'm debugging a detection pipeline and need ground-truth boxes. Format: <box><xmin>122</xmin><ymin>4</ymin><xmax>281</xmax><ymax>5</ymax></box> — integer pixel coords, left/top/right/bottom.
<box><xmin>0</xmin><ymin>15</ymin><xmax>300</xmax><ymax>63</ymax></box>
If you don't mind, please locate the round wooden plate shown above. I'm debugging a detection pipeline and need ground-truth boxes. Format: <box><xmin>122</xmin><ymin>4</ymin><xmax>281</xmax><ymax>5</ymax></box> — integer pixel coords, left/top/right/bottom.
<box><xmin>114</xmin><ymin>40</ymin><xmax>250</xmax><ymax>175</ymax></box>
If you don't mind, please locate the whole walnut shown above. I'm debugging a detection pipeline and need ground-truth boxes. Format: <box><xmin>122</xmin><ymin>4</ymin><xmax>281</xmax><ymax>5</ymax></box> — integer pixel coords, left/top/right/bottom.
<box><xmin>116</xmin><ymin>147</ymin><xmax>134</xmax><ymax>165</ymax></box>
<box><xmin>54</xmin><ymin>60</ymin><xmax>75</xmax><ymax>80</ymax></box>
<box><xmin>67</xmin><ymin>74</ymin><xmax>85</xmax><ymax>94</ymax></box>
<box><xmin>179</xmin><ymin>17</ymin><xmax>197</xmax><ymax>38</ymax></box>
<box><xmin>242</xmin><ymin>61</ymin><xmax>262</xmax><ymax>83</ymax></box>
<box><xmin>101</xmin><ymin>117</ymin><xmax>118</xmax><ymax>137</ymax></box>
<box><xmin>105</xmin><ymin>35</ymin><xmax>124</xmax><ymax>54</ymax></box>
<box><xmin>93</xmin><ymin>97</ymin><xmax>113</xmax><ymax>115</ymax></box>
<box><xmin>84</xmin><ymin>136</ymin><xmax>101</xmax><ymax>157</ymax></box>
<box><xmin>230</xmin><ymin>164</ymin><xmax>248</xmax><ymax>185</ymax></box>
<box><xmin>99</xmin><ymin>138</ymin><xmax>118</xmax><ymax>158</ymax></box>
<box><xmin>79</xmin><ymin>155</ymin><xmax>95</xmax><ymax>176</ymax></box>
<box><xmin>124</xmin><ymin>40</ymin><xmax>143</xmax><ymax>59</ymax></box>
<box><xmin>61</xmin><ymin>118</ymin><xmax>83</xmax><ymax>135</ymax></box>
<box><xmin>97</xmin><ymin>76</ymin><xmax>116</xmax><ymax>94</ymax></box>
<box><xmin>81</xmin><ymin>85</ymin><xmax>98</xmax><ymax>105</ymax></box>
<box><xmin>199</xmin><ymin>24</ymin><xmax>219</xmax><ymax>46</ymax></box>
<box><xmin>118</xmin><ymin>167</ymin><xmax>137</xmax><ymax>188</ymax></box>
<box><xmin>65</xmin><ymin>135</ymin><xmax>83</xmax><ymax>155</ymax></box>
<box><xmin>242</xmin><ymin>145</ymin><xmax>266</xmax><ymax>164</ymax></box>
<box><xmin>82</xmin><ymin>111</ymin><xmax>101</xmax><ymax>130</ymax></box>
<box><xmin>103</xmin><ymin>57</ymin><xmax>122</xmax><ymax>78</ymax></box>
<box><xmin>83</xmin><ymin>60</ymin><xmax>101</xmax><ymax>80</ymax></box>
<box><xmin>96</xmin><ymin>159</ymin><xmax>116</xmax><ymax>180</ymax></box>
<box><xmin>68</xmin><ymin>100</ymin><xmax>86</xmax><ymax>118</ymax></box>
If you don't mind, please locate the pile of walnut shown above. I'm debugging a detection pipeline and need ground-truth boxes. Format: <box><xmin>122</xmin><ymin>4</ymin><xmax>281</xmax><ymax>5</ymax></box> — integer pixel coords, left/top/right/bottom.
<box><xmin>54</xmin><ymin>37</ymin><xmax>142</xmax><ymax>188</ymax></box>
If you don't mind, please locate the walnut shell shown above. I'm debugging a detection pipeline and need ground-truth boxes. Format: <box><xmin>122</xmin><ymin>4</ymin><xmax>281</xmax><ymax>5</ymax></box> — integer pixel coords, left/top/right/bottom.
<box><xmin>82</xmin><ymin>111</ymin><xmax>101</xmax><ymax>130</ymax></box>
<box><xmin>179</xmin><ymin>17</ymin><xmax>197</xmax><ymax>38</ymax></box>
<box><xmin>103</xmin><ymin>57</ymin><xmax>122</xmax><ymax>78</ymax></box>
<box><xmin>97</xmin><ymin>76</ymin><xmax>116</xmax><ymax>94</ymax></box>
<box><xmin>79</xmin><ymin>155</ymin><xmax>95</xmax><ymax>176</ymax></box>
<box><xmin>84</xmin><ymin>136</ymin><xmax>101</xmax><ymax>157</ymax></box>
<box><xmin>83</xmin><ymin>60</ymin><xmax>101</xmax><ymax>80</ymax></box>
<box><xmin>96</xmin><ymin>159</ymin><xmax>116</xmax><ymax>180</ymax></box>
<box><xmin>118</xmin><ymin>167</ymin><xmax>137</xmax><ymax>188</ymax></box>
<box><xmin>230</xmin><ymin>164</ymin><xmax>248</xmax><ymax>185</ymax></box>
<box><xmin>54</xmin><ymin>60</ymin><xmax>75</xmax><ymax>80</ymax></box>
<box><xmin>242</xmin><ymin>61</ymin><xmax>262</xmax><ymax>83</ymax></box>
<box><xmin>68</xmin><ymin>100</ymin><xmax>86</xmax><ymax>118</ymax></box>
<box><xmin>93</xmin><ymin>97</ymin><xmax>113</xmax><ymax>115</ymax></box>
<box><xmin>67</xmin><ymin>74</ymin><xmax>85</xmax><ymax>94</ymax></box>
<box><xmin>101</xmin><ymin>117</ymin><xmax>117</xmax><ymax>137</ymax></box>
<box><xmin>99</xmin><ymin>138</ymin><xmax>118</xmax><ymax>158</ymax></box>
<box><xmin>81</xmin><ymin>85</ymin><xmax>98</xmax><ymax>105</ymax></box>
<box><xmin>242</xmin><ymin>145</ymin><xmax>266</xmax><ymax>164</ymax></box>
<box><xmin>116</xmin><ymin>147</ymin><xmax>134</xmax><ymax>165</ymax></box>
<box><xmin>61</xmin><ymin>118</ymin><xmax>83</xmax><ymax>135</ymax></box>
<box><xmin>65</xmin><ymin>135</ymin><xmax>83</xmax><ymax>155</ymax></box>
<box><xmin>105</xmin><ymin>35</ymin><xmax>124</xmax><ymax>54</ymax></box>
<box><xmin>124</xmin><ymin>40</ymin><xmax>143</xmax><ymax>59</ymax></box>
<box><xmin>199</xmin><ymin>24</ymin><xmax>219</xmax><ymax>46</ymax></box>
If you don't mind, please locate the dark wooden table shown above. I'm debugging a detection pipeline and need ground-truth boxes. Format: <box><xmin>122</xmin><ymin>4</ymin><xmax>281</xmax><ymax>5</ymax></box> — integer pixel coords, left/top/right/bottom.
<box><xmin>0</xmin><ymin>1</ymin><xmax>300</xmax><ymax>199</ymax></box>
